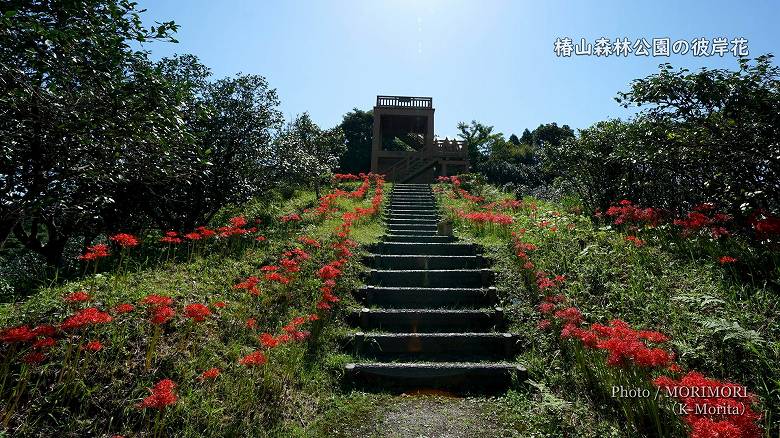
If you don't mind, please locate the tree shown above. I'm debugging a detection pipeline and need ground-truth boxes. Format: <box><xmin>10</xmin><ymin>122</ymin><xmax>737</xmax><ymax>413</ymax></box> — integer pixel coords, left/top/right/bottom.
<box><xmin>338</xmin><ymin>108</ymin><xmax>373</xmax><ymax>174</ymax></box>
<box><xmin>0</xmin><ymin>0</ymin><xmax>183</xmax><ymax>265</ymax></box>
<box><xmin>138</xmin><ymin>55</ymin><xmax>283</xmax><ymax>230</ymax></box>
<box><xmin>274</xmin><ymin>113</ymin><xmax>346</xmax><ymax>198</ymax></box>
<box><xmin>456</xmin><ymin>120</ymin><xmax>502</xmax><ymax>165</ymax></box>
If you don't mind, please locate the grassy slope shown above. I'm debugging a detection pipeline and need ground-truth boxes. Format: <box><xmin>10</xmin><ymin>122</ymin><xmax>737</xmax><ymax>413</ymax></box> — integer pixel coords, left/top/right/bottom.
<box><xmin>0</xmin><ymin>183</ymin><xmax>385</xmax><ymax>437</ymax></box>
<box><xmin>436</xmin><ymin>181</ymin><xmax>779</xmax><ymax>437</ymax></box>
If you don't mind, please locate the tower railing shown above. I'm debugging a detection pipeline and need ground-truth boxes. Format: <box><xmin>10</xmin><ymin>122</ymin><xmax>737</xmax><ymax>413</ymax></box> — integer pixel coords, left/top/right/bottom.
<box><xmin>375</xmin><ymin>95</ymin><xmax>433</xmax><ymax>109</ymax></box>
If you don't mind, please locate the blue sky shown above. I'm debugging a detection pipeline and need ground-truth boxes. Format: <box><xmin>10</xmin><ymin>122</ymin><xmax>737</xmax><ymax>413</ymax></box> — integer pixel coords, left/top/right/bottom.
<box><xmin>137</xmin><ymin>0</ymin><xmax>779</xmax><ymax>138</ymax></box>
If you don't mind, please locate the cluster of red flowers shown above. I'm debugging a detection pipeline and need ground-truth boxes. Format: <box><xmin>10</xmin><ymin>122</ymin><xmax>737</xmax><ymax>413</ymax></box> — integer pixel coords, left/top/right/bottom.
<box><xmin>233</xmin><ymin>275</ymin><xmax>261</xmax><ymax>296</ymax></box>
<box><xmin>160</xmin><ymin>231</ymin><xmax>183</xmax><ymax>244</ymax></box>
<box><xmin>624</xmin><ymin>235</ymin><xmax>646</xmax><ymax>247</ymax></box>
<box><xmin>279</xmin><ymin>213</ymin><xmax>302</xmax><ymax>223</ymax></box>
<box><xmin>481</xmin><ymin>198</ymin><xmax>524</xmax><ymax>211</ymax></box>
<box><xmin>184</xmin><ymin>304</ymin><xmax>212</xmax><ymax>322</ymax></box>
<box><xmin>673</xmin><ymin>203</ymin><xmax>733</xmax><ymax>239</ymax></box>
<box><xmin>64</xmin><ymin>290</ymin><xmax>90</xmax><ymax>303</ymax></box>
<box><xmin>78</xmin><ymin>243</ymin><xmax>110</xmax><ymax>261</ymax></box>
<box><xmin>109</xmin><ymin>233</ymin><xmax>140</xmax><ymax>248</ymax></box>
<box><xmin>654</xmin><ymin>372</ymin><xmax>762</xmax><ymax>438</ymax></box>
<box><xmin>511</xmin><ymin>231</ymin><xmax>536</xmax><ymax>270</ymax></box>
<box><xmin>332</xmin><ymin>173</ymin><xmax>361</xmax><ymax>181</ymax></box>
<box><xmin>456</xmin><ymin>209</ymin><xmax>514</xmax><ymax>226</ymax></box>
<box><xmin>139</xmin><ymin>379</ymin><xmax>177</xmax><ymax>409</ymax></box>
<box><xmin>748</xmin><ymin>210</ymin><xmax>780</xmax><ymax>238</ymax></box>
<box><xmin>60</xmin><ymin>307</ymin><xmax>113</xmax><ymax>331</ymax></box>
<box><xmin>141</xmin><ymin>294</ymin><xmax>176</xmax><ymax>325</ymax></box>
<box><xmin>604</xmin><ymin>200</ymin><xmax>662</xmax><ymax>227</ymax></box>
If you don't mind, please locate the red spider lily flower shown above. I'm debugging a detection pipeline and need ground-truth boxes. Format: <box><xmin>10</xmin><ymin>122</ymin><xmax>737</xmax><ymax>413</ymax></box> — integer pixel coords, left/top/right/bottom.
<box><xmin>64</xmin><ymin>291</ymin><xmax>91</xmax><ymax>303</ymax></box>
<box><xmin>308</xmin><ymin>314</ymin><xmax>319</xmax><ymax>321</ymax></box>
<box><xmin>637</xmin><ymin>330</ymin><xmax>669</xmax><ymax>343</ymax></box>
<box><xmin>316</xmin><ymin>301</ymin><xmax>331</xmax><ymax>310</ymax></box>
<box><xmin>139</xmin><ymin>379</ymin><xmax>178</xmax><ymax>409</ymax></box>
<box><xmin>545</xmin><ymin>294</ymin><xmax>567</xmax><ymax>303</ymax></box>
<box><xmin>110</xmin><ymin>233</ymin><xmax>140</xmax><ymax>248</ymax></box>
<box><xmin>553</xmin><ymin>307</ymin><xmax>583</xmax><ymax>326</ymax></box>
<box><xmin>1</xmin><ymin>325</ymin><xmax>36</xmax><ymax>344</ymax></box>
<box><xmin>537</xmin><ymin>319</ymin><xmax>551</xmax><ymax>330</ymax></box>
<box><xmin>259</xmin><ymin>333</ymin><xmax>279</xmax><ymax>348</ymax></box>
<box><xmin>259</xmin><ymin>265</ymin><xmax>278</xmax><ymax>272</ymax></box>
<box><xmin>719</xmin><ymin>256</ymin><xmax>738</xmax><ymax>264</ymax></box>
<box><xmin>239</xmin><ymin>351</ymin><xmax>267</xmax><ymax>367</ymax></box>
<box><xmin>198</xmin><ymin>368</ymin><xmax>220</xmax><ymax>381</ymax></box>
<box><xmin>537</xmin><ymin>302</ymin><xmax>555</xmax><ymax>314</ymax></box>
<box><xmin>606</xmin><ymin>201</ymin><xmax>662</xmax><ymax>227</ymax></box>
<box><xmin>32</xmin><ymin>337</ymin><xmax>56</xmax><ymax>349</ymax></box>
<box><xmin>255</xmin><ymin>235</ymin><xmax>267</xmax><ymax>242</ymax></box>
<box><xmin>184</xmin><ymin>304</ymin><xmax>211</xmax><ymax>322</ymax></box>
<box><xmin>292</xmin><ymin>316</ymin><xmax>307</xmax><ymax>326</ymax></box>
<box><xmin>184</xmin><ymin>232</ymin><xmax>202</xmax><ymax>241</ymax></box>
<box><xmin>246</xmin><ymin>318</ymin><xmax>257</xmax><ymax>329</ymax></box>
<box><xmin>279</xmin><ymin>213</ymin><xmax>302</xmax><ymax>223</ymax></box>
<box><xmin>264</xmin><ymin>272</ymin><xmax>290</xmax><ymax>284</ymax></box>
<box><xmin>536</xmin><ymin>277</ymin><xmax>557</xmax><ymax>290</ymax></box>
<box><xmin>276</xmin><ymin>333</ymin><xmax>291</xmax><ymax>343</ymax></box>
<box><xmin>233</xmin><ymin>276</ymin><xmax>261</xmax><ymax>296</ymax></box>
<box><xmin>82</xmin><ymin>340</ymin><xmax>103</xmax><ymax>352</ymax></box>
<box><xmin>60</xmin><ymin>308</ymin><xmax>113</xmax><ymax>331</ymax></box>
<box><xmin>229</xmin><ymin>216</ymin><xmax>248</xmax><ymax>228</ymax></box>
<box><xmin>625</xmin><ymin>235</ymin><xmax>645</xmax><ymax>247</ymax></box>
<box><xmin>78</xmin><ymin>243</ymin><xmax>110</xmax><ymax>261</ymax></box>
<box><xmin>192</xmin><ymin>226</ymin><xmax>215</xmax><ymax>239</ymax></box>
<box><xmin>297</xmin><ymin>236</ymin><xmax>321</xmax><ymax>247</ymax></box>
<box><xmin>280</xmin><ymin>258</ymin><xmax>300</xmax><ymax>272</ymax></box>
<box><xmin>150</xmin><ymin>306</ymin><xmax>175</xmax><ymax>325</ymax></box>
<box><xmin>31</xmin><ymin>324</ymin><xmax>56</xmax><ymax>337</ymax></box>
<box><xmin>22</xmin><ymin>351</ymin><xmax>46</xmax><ymax>365</ymax></box>
<box><xmin>212</xmin><ymin>301</ymin><xmax>226</xmax><ymax>309</ymax></box>
<box><xmin>523</xmin><ymin>261</ymin><xmax>535</xmax><ymax>270</ymax></box>
<box><xmin>160</xmin><ymin>231</ymin><xmax>183</xmax><ymax>244</ymax></box>
<box><xmin>317</xmin><ymin>265</ymin><xmax>341</xmax><ymax>281</ymax></box>
<box><xmin>290</xmin><ymin>247</ymin><xmax>310</xmax><ymax>260</ymax></box>
<box><xmin>653</xmin><ymin>371</ymin><xmax>762</xmax><ymax>438</ymax></box>
<box><xmin>114</xmin><ymin>303</ymin><xmax>135</xmax><ymax>314</ymax></box>
<box><xmin>292</xmin><ymin>331</ymin><xmax>310</xmax><ymax>341</ymax></box>
<box><xmin>140</xmin><ymin>294</ymin><xmax>173</xmax><ymax>307</ymax></box>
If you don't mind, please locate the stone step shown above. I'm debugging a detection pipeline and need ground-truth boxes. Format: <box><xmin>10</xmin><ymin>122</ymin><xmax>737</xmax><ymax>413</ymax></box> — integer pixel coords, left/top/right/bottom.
<box><xmin>386</xmin><ymin>211</ymin><xmax>440</xmax><ymax>219</ymax></box>
<box><xmin>353</xmin><ymin>308</ymin><xmax>504</xmax><ymax>332</ymax></box>
<box><xmin>388</xmin><ymin>202</ymin><xmax>437</xmax><ymax>208</ymax></box>
<box><xmin>382</xmin><ymin>235</ymin><xmax>455</xmax><ymax>243</ymax></box>
<box><xmin>386</xmin><ymin>228</ymin><xmax>437</xmax><ymax>236</ymax></box>
<box><xmin>368</xmin><ymin>269</ymin><xmax>493</xmax><ymax>288</ymax></box>
<box><xmin>387</xmin><ymin>224</ymin><xmax>438</xmax><ymax>233</ymax></box>
<box><xmin>345</xmin><ymin>362</ymin><xmax>526</xmax><ymax>393</ymax></box>
<box><xmin>349</xmin><ymin>332</ymin><xmax>518</xmax><ymax>361</ymax></box>
<box><xmin>354</xmin><ymin>286</ymin><xmax>498</xmax><ymax>309</ymax></box>
<box><xmin>385</xmin><ymin>211</ymin><xmax>440</xmax><ymax>217</ymax></box>
<box><xmin>386</xmin><ymin>218</ymin><xmax>440</xmax><ymax>226</ymax></box>
<box><xmin>365</xmin><ymin>254</ymin><xmax>486</xmax><ymax>270</ymax></box>
<box><xmin>373</xmin><ymin>242</ymin><xmax>479</xmax><ymax>256</ymax></box>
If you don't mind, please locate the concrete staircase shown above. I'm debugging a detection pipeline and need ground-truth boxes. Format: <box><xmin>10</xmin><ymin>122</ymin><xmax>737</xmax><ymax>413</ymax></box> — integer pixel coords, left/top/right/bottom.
<box><xmin>345</xmin><ymin>183</ymin><xmax>526</xmax><ymax>393</ymax></box>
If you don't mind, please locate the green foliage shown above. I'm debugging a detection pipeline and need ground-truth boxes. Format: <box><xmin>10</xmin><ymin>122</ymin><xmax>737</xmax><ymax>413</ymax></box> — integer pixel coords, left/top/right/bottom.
<box><xmin>338</xmin><ymin>108</ymin><xmax>373</xmax><ymax>174</ymax></box>
<box><xmin>274</xmin><ymin>113</ymin><xmax>346</xmax><ymax>198</ymax></box>
<box><xmin>551</xmin><ymin>55</ymin><xmax>780</xmax><ymax>218</ymax></box>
